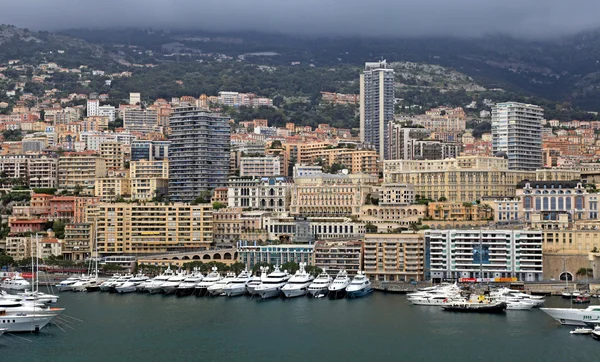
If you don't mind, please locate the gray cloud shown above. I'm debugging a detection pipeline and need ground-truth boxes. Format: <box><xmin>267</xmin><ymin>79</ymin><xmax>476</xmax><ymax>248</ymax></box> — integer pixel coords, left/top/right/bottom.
<box><xmin>1</xmin><ymin>0</ymin><xmax>600</xmax><ymax>39</ymax></box>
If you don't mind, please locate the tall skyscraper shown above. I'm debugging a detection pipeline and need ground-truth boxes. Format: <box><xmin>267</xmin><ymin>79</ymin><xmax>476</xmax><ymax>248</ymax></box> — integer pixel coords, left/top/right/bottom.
<box><xmin>360</xmin><ymin>60</ymin><xmax>395</xmax><ymax>160</ymax></box>
<box><xmin>169</xmin><ymin>107</ymin><xmax>230</xmax><ymax>202</ymax></box>
<box><xmin>492</xmin><ymin>102</ymin><xmax>543</xmax><ymax>171</ymax></box>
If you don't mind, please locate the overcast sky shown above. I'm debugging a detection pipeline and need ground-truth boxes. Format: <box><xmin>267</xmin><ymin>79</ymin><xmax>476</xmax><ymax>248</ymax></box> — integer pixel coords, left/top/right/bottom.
<box><xmin>1</xmin><ymin>0</ymin><xmax>600</xmax><ymax>39</ymax></box>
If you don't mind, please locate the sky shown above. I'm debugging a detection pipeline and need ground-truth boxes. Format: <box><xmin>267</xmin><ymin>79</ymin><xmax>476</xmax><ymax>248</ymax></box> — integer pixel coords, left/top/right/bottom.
<box><xmin>1</xmin><ymin>0</ymin><xmax>600</xmax><ymax>39</ymax></box>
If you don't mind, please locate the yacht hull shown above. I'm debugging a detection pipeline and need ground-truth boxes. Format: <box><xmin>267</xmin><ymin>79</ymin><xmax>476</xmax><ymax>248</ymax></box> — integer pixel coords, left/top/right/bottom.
<box><xmin>224</xmin><ymin>286</ymin><xmax>247</xmax><ymax>297</ymax></box>
<box><xmin>0</xmin><ymin>314</ymin><xmax>57</xmax><ymax>333</ymax></box>
<box><xmin>161</xmin><ymin>286</ymin><xmax>179</xmax><ymax>295</ymax></box>
<box><xmin>56</xmin><ymin>286</ymin><xmax>74</xmax><ymax>292</ymax></box>
<box><xmin>308</xmin><ymin>287</ymin><xmax>328</xmax><ymax>297</ymax></box>
<box><xmin>540</xmin><ymin>308</ymin><xmax>600</xmax><ymax>326</ymax></box>
<box><xmin>176</xmin><ymin>287</ymin><xmax>195</xmax><ymax>297</ymax></box>
<box><xmin>115</xmin><ymin>286</ymin><xmax>137</xmax><ymax>294</ymax></box>
<box><xmin>346</xmin><ymin>287</ymin><xmax>373</xmax><ymax>298</ymax></box>
<box><xmin>255</xmin><ymin>288</ymin><xmax>282</xmax><ymax>299</ymax></box>
<box><xmin>195</xmin><ymin>287</ymin><xmax>209</xmax><ymax>297</ymax></box>
<box><xmin>146</xmin><ymin>286</ymin><xmax>164</xmax><ymax>294</ymax></box>
<box><xmin>442</xmin><ymin>302</ymin><xmax>507</xmax><ymax>314</ymax></box>
<box><xmin>207</xmin><ymin>287</ymin><xmax>225</xmax><ymax>296</ymax></box>
<box><xmin>282</xmin><ymin>288</ymin><xmax>308</xmax><ymax>298</ymax></box>
<box><xmin>327</xmin><ymin>288</ymin><xmax>347</xmax><ymax>299</ymax></box>
<box><xmin>86</xmin><ymin>286</ymin><xmax>100</xmax><ymax>292</ymax></box>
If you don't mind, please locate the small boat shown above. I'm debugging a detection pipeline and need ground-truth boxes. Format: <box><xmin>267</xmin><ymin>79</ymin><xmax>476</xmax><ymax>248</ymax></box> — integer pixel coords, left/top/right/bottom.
<box><xmin>593</xmin><ymin>326</ymin><xmax>600</xmax><ymax>341</ymax></box>
<box><xmin>574</xmin><ymin>296</ymin><xmax>591</xmax><ymax>304</ymax></box>
<box><xmin>570</xmin><ymin>327</ymin><xmax>593</xmax><ymax>335</ymax></box>
<box><xmin>505</xmin><ymin>301</ymin><xmax>535</xmax><ymax>310</ymax></box>
<box><xmin>441</xmin><ymin>296</ymin><xmax>507</xmax><ymax>314</ymax></box>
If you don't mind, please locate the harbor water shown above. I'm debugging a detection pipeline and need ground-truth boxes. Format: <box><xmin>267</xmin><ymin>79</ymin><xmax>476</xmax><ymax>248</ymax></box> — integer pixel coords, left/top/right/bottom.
<box><xmin>1</xmin><ymin>290</ymin><xmax>599</xmax><ymax>361</ymax></box>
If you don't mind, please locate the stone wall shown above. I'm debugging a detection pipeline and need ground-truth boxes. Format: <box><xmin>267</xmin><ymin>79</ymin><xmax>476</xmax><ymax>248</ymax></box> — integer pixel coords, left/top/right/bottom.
<box><xmin>543</xmin><ymin>253</ymin><xmax>592</xmax><ymax>281</ymax></box>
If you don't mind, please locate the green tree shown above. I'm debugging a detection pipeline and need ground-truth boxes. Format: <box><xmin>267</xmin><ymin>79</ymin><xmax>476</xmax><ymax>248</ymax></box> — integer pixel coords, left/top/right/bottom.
<box><xmin>365</xmin><ymin>223</ymin><xmax>378</xmax><ymax>233</ymax></box>
<box><xmin>0</xmin><ymin>251</ymin><xmax>14</xmax><ymax>268</ymax></box>
<box><xmin>52</xmin><ymin>220</ymin><xmax>66</xmax><ymax>239</ymax></box>
<box><xmin>438</xmin><ymin>196</ymin><xmax>447</xmax><ymax>202</ymax></box>
<box><xmin>212</xmin><ymin>202</ymin><xmax>227</xmax><ymax>210</ymax></box>
<box><xmin>305</xmin><ymin>265</ymin><xmax>323</xmax><ymax>276</ymax></box>
<box><xmin>281</xmin><ymin>261</ymin><xmax>300</xmax><ymax>274</ymax></box>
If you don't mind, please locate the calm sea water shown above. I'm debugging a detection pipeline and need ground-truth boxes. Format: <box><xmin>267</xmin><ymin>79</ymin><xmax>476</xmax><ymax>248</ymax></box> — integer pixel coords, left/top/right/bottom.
<box><xmin>0</xmin><ymin>290</ymin><xmax>598</xmax><ymax>361</ymax></box>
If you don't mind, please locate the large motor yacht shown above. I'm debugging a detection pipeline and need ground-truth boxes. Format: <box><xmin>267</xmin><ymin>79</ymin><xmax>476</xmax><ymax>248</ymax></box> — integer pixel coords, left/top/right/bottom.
<box><xmin>195</xmin><ymin>267</ymin><xmax>222</xmax><ymax>296</ymax></box>
<box><xmin>345</xmin><ymin>271</ymin><xmax>373</xmax><ymax>298</ymax></box>
<box><xmin>160</xmin><ymin>272</ymin><xmax>188</xmax><ymax>295</ymax></box>
<box><xmin>176</xmin><ymin>269</ymin><xmax>204</xmax><ymax>296</ymax></box>
<box><xmin>115</xmin><ymin>275</ymin><xmax>149</xmax><ymax>294</ymax></box>
<box><xmin>246</xmin><ymin>267</ymin><xmax>268</xmax><ymax>295</ymax></box>
<box><xmin>56</xmin><ymin>275</ymin><xmax>82</xmax><ymax>292</ymax></box>
<box><xmin>0</xmin><ymin>273</ymin><xmax>32</xmax><ymax>291</ymax></box>
<box><xmin>540</xmin><ymin>305</ymin><xmax>600</xmax><ymax>326</ymax></box>
<box><xmin>71</xmin><ymin>276</ymin><xmax>100</xmax><ymax>292</ymax></box>
<box><xmin>328</xmin><ymin>270</ymin><xmax>350</xmax><ymax>299</ymax></box>
<box><xmin>281</xmin><ymin>263</ymin><xmax>314</xmax><ymax>298</ymax></box>
<box><xmin>207</xmin><ymin>272</ymin><xmax>237</xmax><ymax>296</ymax></box>
<box><xmin>307</xmin><ymin>271</ymin><xmax>333</xmax><ymax>297</ymax></box>
<box><xmin>144</xmin><ymin>269</ymin><xmax>175</xmax><ymax>294</ymax></box>
<box><xmin>6</xmin><ymin>290</ymin><xmax>59</xmax><ymax>304</ymax></box>
<box><xmin>0</xmin><ymin>308</ymin><xmax>59</xmax><ymax>333</ymax></box>
<box><xmin>254</xmin><ymin>266</ymin><xmax>291</xmax><ymax>299</ymax></box>
<box><xmin>223</xmin><ymin>270</ymin><xmax>252</xmax><ymax>297</ymax></box>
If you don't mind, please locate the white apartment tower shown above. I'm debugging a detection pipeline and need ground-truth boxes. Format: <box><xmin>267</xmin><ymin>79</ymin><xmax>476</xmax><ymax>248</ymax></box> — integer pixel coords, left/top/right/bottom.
<box><xmin>86</xmin><ymin>99</ymin><xmax>99</xmax><ymax>117</ymax></box>
<box><xmin>360</xmin><ymin>60</ymin><xmax>395</xmax><ymax>160</ymax></box>
<box><xmin>492</xmin><ymin>102</ymin><xmax>543</xmax><ymax>170</ymax></box>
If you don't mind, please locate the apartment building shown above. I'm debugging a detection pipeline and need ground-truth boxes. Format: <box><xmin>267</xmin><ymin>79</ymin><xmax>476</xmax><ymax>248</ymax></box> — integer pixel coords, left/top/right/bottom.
<box><xmin>95</xmin><ymin>177</ymin><xmax>131</xmax><ymax>201</ymax></box>
<box><xmin>378</xmin><ymin>183</ymin><xmax>415</xmax><ymax>206</ymax></box>
<box><xmin>28</xmin><ymin>156</ymin><xmax>58</xmax><ymax>189</ymax></box>
<box><xmin>123</xmin><ymin>108</ymin><xmax>160</xmax><ymax>134</ymax></box>
<box><xmin>212</xmin><ymin>209</ymin><xmax>268</xmax><ymax>243</ymax></box>
<box><xmin>384</xmin><ymin>156</ymin><xmax>535</xmax><ymax>203</ymax></box>
<box><xmin>63</xmin><ymin>223</ymin><xmax>92</xmax><ymax>261</ymax></box>
<box><xmin>239</xmin><ymin>156</ymin><xmax>280</xmax><ymax>177</ymax></box>
<box><xmin>314</xmin><ymin>240</ymin><xmax>363</xmax><ymax>276</ymax></box>
<box><xmin>99</xmin><ymin>141</ymin><xmax>125</xmax><ymax>170</ymax></box>
<box><xmin>0</xmin><ymin>155</ymin><xmax>30</xmax><ymax>184</ymax></box>
<box><xmin>363</xmin><ymin>233</ymin><xmax>425</xmax><ymax>282</ymax></box>
<box><xmin>426</xmin><ymin>229</ymin><xmax>543</xmax><ymax>282</ymax></box>
<box><xmin>290</xmin><ymin>173</ymin><xmax>378</xmax><ymax>217</ymax></box>
<box><xmin>92</xmin><ymin>203</ymin><xmax>213</xmax><ymax>255</ymax></box>
<box><xmin>315</xmin><ymin>148</ymin><xmax>379</xmax><ymax>175</ymax></box>
<box><xmin>427</xmin><ymin>202</ymin><xmax>493</xmax><ymax>221</ymax></box>
<box><xmin>58</xmin><ymin>153</ymin><xmax>107</xmax><ymax>195</ymax></box>
<box><xmin>130</xmin><ymin>140</ymin><xmax>170</xmax><ymax>161</ymax></box>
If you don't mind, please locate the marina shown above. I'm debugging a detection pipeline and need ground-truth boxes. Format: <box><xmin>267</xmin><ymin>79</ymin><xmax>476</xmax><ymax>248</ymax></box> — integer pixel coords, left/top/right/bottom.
<box><xmin>0</xmin><ymin>289</ymin><xmax>599</xmax><ymax>361</ymax></box>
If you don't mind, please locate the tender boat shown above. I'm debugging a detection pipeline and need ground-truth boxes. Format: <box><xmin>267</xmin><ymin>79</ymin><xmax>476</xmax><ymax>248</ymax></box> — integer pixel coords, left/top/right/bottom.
<box><xmin>55</xmin><ymin>275</ymin><xmax>81</xmax><ymax>292</ymax></box>
<box><xmin>1</xmin><ymin>273</ymin><xmax>32</xmax><ymax>291</ymax></box>
<box><xmin>254</xmin><ymin>265</ymin><xmax>291</xmax><ymax>299</ymax></box>
<box><xmin>223</xmin><ymin>270</ymin><xmax>252</xmax><ymax>297</ymax></box>
<box><xmin>246</xmin><ymin>267</ymin><xmax>268</xmax><ymax>296</ymax></box>
<box><xmin>570</xmin><ymin>327</ymin><xmax>593</xmax><ymax>335</ymax></box>
<box><xmin>307</xmin><ymin>272</ymin><xmax>333</xmax><ymax>297</ymax></box>
<box><xmin>540</xmin><ymin>305</ymin><xmax>600</xmax><ymax>326</ymax></box>
<box><xmin>176</xmin><ymin>270</ymin><xmax>204</xmax><ymax>296</ymax></box>
<box><xmin>328</xmin><ymin>270</ymin><xmax>350</xmax><ymax>299</ymax></box>
<box><xmin>345</xmin><ymin>271</ymin><xmax>373</xmax><ymax>298</ymax></box>
<box><xmin>160</xmin><ymin>272</ymin><xmax>188</xmax><ymax>295</ymax></box>
<box><xmin>0</xmin><ymin>308</ymin><xmax>58</xmax><ymax>333</ymax></box>
<box><xmin>593</xmin><ymin>326</ymin><xmax>600</xmax><ymax>340</ymax></box>
<box><xmin>195</xmin><ymin>267</ymin><xmax>222</xmax><ymax>296</ymax></box>
<box><xmin>207</xmin><ymin>272</ymin><xmax>237</xmax><ymax>296</ymax></box>
<box><xmin>281</xmin><ymin>263</ymin><xmax>314</xmax><ymax>298</ymax></box>
<box><xmin>574</xmin><ymin>296</ymin><xmax>591</xmax><ymax>304</ymax></box>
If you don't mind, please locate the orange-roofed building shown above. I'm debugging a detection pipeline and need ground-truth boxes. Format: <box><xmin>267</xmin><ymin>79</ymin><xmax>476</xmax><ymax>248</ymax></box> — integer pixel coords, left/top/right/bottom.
<box><xmin>9</xmin><ymin>219</ymin><xmax>47</xmax><ymax>234</ymax></box>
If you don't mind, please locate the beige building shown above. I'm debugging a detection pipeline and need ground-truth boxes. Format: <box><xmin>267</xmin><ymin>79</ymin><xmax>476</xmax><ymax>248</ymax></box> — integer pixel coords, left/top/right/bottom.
<box><xmin>363</xmin><ymin>233</ymin><xmax>425</xmax><ymax>282</ymax></box>
<box><xmin>129</xmin><ymin>159</ymin><xmax>169</xmax><ymax>201</ymax></box>
<box><xmin>535</xmin><ymin>169</ymin><xmax>581</xmax><ymax>181</ymax></box>
<box><xmin>427</xmin><ymin>202</ymin><xmax>493</xmax><ymax>221</ymax></box>
<box><xmin>378</xmin><ymin>183</ymin><xmax>415</xmax><ymax>205</ymax></box>
<box><xmin>290</xmin><ymin>173</ymin><xmax>378</xmax><ymax>217</ymax></box>
<box><xmin>95</xmin><ymin>177</ymin><xmax>131</xmax><ymax>201</ymax></box>
<box><xmin>315</xmin><ymin>148</ymin><xmax>379</xmax><ymax>176</ymax></box>
<box><xmin>4</xmin><ymin>236</ymin><xmax>62</xmax><ymax>261</ymax></box>
<box><xmin>384</xmin><ymin>156</ymin><xmax>535</xmax><ymax>203</ymax></box>
<box><xmin>314</xmin><ymin>240</ymin><xmax>363</xmax><ymax>276</ymax></box>
<box><xmin>99</xmin><ymin>141</ymin><xmax>125</xmax><ymax>170</ymax></box>
<box><xmin>239</xmin><ymin>156</ymin><xmax>280</xmax><ymax>177</ymax></box>
<box><xmin>58</xmin><ymin>153</ymin><xmax>107</xmax><ymax>195</ymax></box>
<box><xmin>63</xmin><ymin>223</ymin><xmax>92</xmax><ymax>261</ymax></box>
<box><xmin>28</xmin><ymin>156</ymin><xmax>58</xmax><ymax>189</ymax></box>
<box><xmin>90</xmin><ymin>203</ymin><xmax>213</xmax><ymax>255</ymax></box>
<box><xmin>212</xmin><ymin>208</ymin><xmax>268</xmax><ymax>243</ymax></box>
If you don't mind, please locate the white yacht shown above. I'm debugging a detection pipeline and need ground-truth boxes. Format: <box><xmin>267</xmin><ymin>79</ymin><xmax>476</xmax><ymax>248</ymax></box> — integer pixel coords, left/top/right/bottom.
<box><xmin>160</xmin><ymin>272</ymin><xmax>188</xmax><ymax>295</ymax></box>
<box><xmin>254</xmin><ymin>265</ymin><xmax>291</xmax><ymax>299</ymax></box>
<box><xmin>115</xmin><ymin>275</ymin><xmax>149</xmax><ymax>294</ymax></box>
<box><xmin>1</xmin><ymin>273</ymin><xmax>32</xmax><ymax>291</ymax></box>
<box><xmin>308</xmin><ymin>272</ymin><xmax>333</xmax><ymax>297</ymax></box>
<box><xmin>0</xmin><ymin>308</ymin><xmax>58</xmax><ymax>333</ymax></box>
<box><xmin>281</xmin><ymin>263</ymin><xmax>314</xmax><ymax>298</ymax></box>
<box><xmin>144</xmin><ymin>269</ymin><xmax>175</xmax><ymax>294</ymax></box>
<box><xmin>223</xmin><ymin>270</ymin><xmax>252</xmax><ymax>297</ymax></box>
<box><xmin>99</xmin><ymin>276</ymin><xmax>120</xmax><ymax>292</ymax></box>
<box><xmin>540</xmin><ymin>305</ymin><xmax>600</xmax><ymax>326</ymax></box>
<box><xmin>207</xmin><ymin>272</ymin><xmax>237</xmax><ymax>296</ymax></box>
<box><xmin>246</xmin><ymin>267</ymin><xmax>268</xmax><ymax>295</ymax></box>
<box><xmin>195</xmin><ymin>267</ymin><xmax>222</xmax><ymax>296</ymax></box>
<box><xmin>505</xmin><ymin>301</ymin><xmax>535</xmax><ymax>310</ymax></box>
<box><xmin>12</xmin><ymin>290</ymin><xmax>59</xmax><ymax>304</ymax></box>
<box><xmin>56</xmin><ymin>275</ymin><xmax>81</xmax><ymax>292</ymax></box>
<box><xmin>328</xmin><ymin>270</ymin><xmax>350</xmax><ymax>299</ymax></box>
<box><xmin>108</xmin><ymin>274</ymin><xmax>134</xmax><ymax>293</ymax></box>
<box><xmin>490</xmin><ymin>288</ymin><xmax>545</xmax><ymax>307</ymax></box>
<box><xmin>176</xmin><ymin>269</ymin><xmax>204</xmax><ymax>296</ymax></box>
<box><xmin>408</xmin><ymin>294</ymin><xmax>458</xmax><ymax>306</ymax></box>
<box><xmin>71</xmin><ymin>276</ymin><xmax>100</xmax><ymax>292</ymax></box>
<box><xmin>345</xmin><ymin>271</ymin><xmax>373</xmax><ymax>298</ymax></box>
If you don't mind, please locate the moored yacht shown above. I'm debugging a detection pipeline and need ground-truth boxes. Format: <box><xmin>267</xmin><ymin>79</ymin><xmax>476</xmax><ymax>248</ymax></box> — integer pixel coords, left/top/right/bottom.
<box><xmin>11</xmin><ymin>290</ymin><xmax>59</xmax><ymax>304</ymax></box>
<box><xmin>223</xmin><ymin>270</ymin><xmax>252</xmax><ymax>297</ymax></box>
<box><xmin>308</xmin><ymin>271</ymin><xmax>333</xmax><ymax>297</ymax></box>
<box><xmin>254</xmin><ymin>265</ymin><xmax>291</xmax><ymax>299</ymax></box>
<box><xmin>207</xmin><ymin>272</ymin><xmax>237</xmax><ymax>296</ymax></box>
<box><xmin>345</xmin><ymin>271</ymin><xmax>373</xmax><ymax>298</ymax></box>
<box><xmin>55</xmin><ymin>275</ymin><xmax>81</xmax><ymax>292</ymax></box>
<box><xmin>246</xmin><ymin>267</ymin><xmax>268</xmax><ymax>296</ymax></box>
<box><xmin>71</xmin><ymin>276</ymin><xmax>99</xmax><ymax>292</ymax></box>
<box><xmin>144</xmin><ymin>268</ymin><xmax>175</xmax><ymax>294</ymax></box>
<box><xmin>115</xmin><ymin>275</ymin><xmax>149</xmax><ymax>294</ymax></box>
<box><xmin>328</xmin><ymin>270</ymin><xmax>350</xmax><ymax>299</ymax></box>
<box><xmin>281</xmin><ymin>263</ymin><xmax>314</xmax><ymax>298</ymax></box>
<box><xmin>99</xmin><ymin>276</ymin><xmax>120</xmax><ymax>292</ymax></box>
<box><xmin>176</xmin><ymin>269</ymin><xmax>204</xmax><ymax>296</ymax></box>
<box><xmin>540</xmin><ymin>305</ymin><xmax>600</xmax><ymax>326</ymax></box>
<box><xmin>195</xmin><ymin>267</ymin><xmax>222</xmax><ymax>296</ymax></box>
<box><xmin>108</xmin><ymin>274</ymin><xmax>134</xmax><ymax>293</ymax></box>
<box><xmin>160</xmin><ymin>272</ymin><xmax>188</xmax><ymax>295</ymax></box>
<box><xmin>0</xmin><ymin>308</ymin><xmax>58</xmax><ymax>333</ymax></box>
<box><xmin>1</xmin><ymin>273</ymin><xmax>32</xmax><ymax>291</ymax></box>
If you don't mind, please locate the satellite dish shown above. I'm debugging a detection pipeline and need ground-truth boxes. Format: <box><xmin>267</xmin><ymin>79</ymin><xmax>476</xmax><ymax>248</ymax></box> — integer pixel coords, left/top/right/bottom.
<box><xmin>341</xmin><ymin>169</ymin><xmax>349</xmax><ymax>175</ymax></box>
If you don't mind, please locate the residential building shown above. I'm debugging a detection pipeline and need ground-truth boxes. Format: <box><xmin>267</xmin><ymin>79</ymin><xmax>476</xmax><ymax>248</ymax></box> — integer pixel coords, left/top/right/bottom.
<box><xmin>363</xmin><ymin>233</ymin><xmax>425</xmax><ymax>282</ymax></box>
<box><xmin>130</xmin><ymin>159</ymin><xmax>169</xmax><ymax>201</ymax></box>
<box><xmin>212</xmin><ymin>209</ymin><xmax>269</xmax><ymax>244</ymax></box>
<box><xmin>360</xmin><ymin>60</ymin><xmax>395</xmax><ymax>160</ymax></box>
<box><xmin>427</xmin><ymin>202</ymin><xmax>493</xmax><ymax>221</ymax></box>
<box><xmin>426</xmin><ymin>229</ymin><xmax>543</xmax><ymax>282</ymax></box>
<box><xmin>87</xmin><ymin>99</ymin><xmax>99</xmax><ymax>117</ymax></box>
<box><xmin>378</xmin><ymin>183</ymin><xmax>415</xmax><ymax>206</ymax></box>
<box><xmin>58</xmin><ymin>153</ymin><xmax>107</xmax><ymax>195</ymax></box>
<box><xmin>99</xmin><ymin>141</ymin><xmax>125</xmax><ymax>170</ymax></box>
<box><xmin>387</xmin><ymin>124</ymin><xmax>430</xmax><ymax>160</ymax></box>
<box><xmin>290</xmin><ymin>172</ymin><xmax>378</xmax><ymax>217</ymax></box>
<box><xmin>92</xmin><ymin>203</ymin><xmax>213</xmax><ymax>255</ymax></box>
<box><xmin>129</xmin><ymin>92</ymin><xmax>141</xmax><ymax>105</ymax></box>
<box><xmin>98</xmin><ymin>105</ymin><xmax>116</xmax><ymax>123</ymax></box>
<box><xmin>384</xmin><ymin>156</ymin><xmax>535</xmax><ymax>203</ymax></box>
<box><xmin>9</xmin><ymin>219</ymin><xmax>47</xmax><ymax>234</ymax></box>
<box><xmin>314</xmin><ymin>240</ymin><xmax>363</xmax><ymax>276</ymax></box>
<box><xmin>123</xmin><ymin>108</ymin><xmax>159</xmax><ymax>134</ymax></box>
<box><xmin>227</xmin><ymin>176</ymin><xmax>293</xmax><ymax>212</ymax></box>
<box><xmin>63</xmin><ymin>223</ymin><xmax>92</xmax><ymax>261</ymax></box>
<box><xmin>237</xmin><ymin>243</ymin><xmax>314</xmax><ymax>269</ymax></box>
<box><xmin>239</xmin><ymin>156</ymin><xmax>280</xmax><ymax>177</ymax></box>
<box><xmin>168</xmin><ymin>107</ymin><xmax>230</xmax><ymax>202</ymax></box>
<box><xmin>28</xmin><ymin>156</ymin><xmax>58</xmax><ymax>189</ymax></box>
<box><xmin>492</xmin><ymin>102</ymin><xmax>544</xmax><ymax>170</ymax></box>
<box><xmin>130</xmin><ymin>140</ymin><xmax>170</xmax><ymax>161</ymax></box>
<box><xmin>95</xmin><ymin>177</ymin><xmax>131</xmax><ymax>201</ymax></box>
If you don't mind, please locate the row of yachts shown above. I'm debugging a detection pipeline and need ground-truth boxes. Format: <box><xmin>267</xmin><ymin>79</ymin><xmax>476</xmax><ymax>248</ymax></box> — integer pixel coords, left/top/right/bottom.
<box><xmin>406</xmin><ymin>283</ymin><xmax>547</xmax><ymax>311</ymax></box>
<box><xmin>56</xmin><ymin>263</ymin><xmax>374</xmax><ymax>299</ymax></box>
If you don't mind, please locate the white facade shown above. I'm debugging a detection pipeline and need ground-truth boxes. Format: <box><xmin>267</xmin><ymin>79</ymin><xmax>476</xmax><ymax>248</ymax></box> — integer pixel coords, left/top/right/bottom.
<box><xmin>239</xmin><ymin>156</ymin><xmax>280</xmax><ymax>177</ymax></box>
<box><xmin>129</xmin><ymin>92</ymin><xmax>141</xmax><ymax>105</ymax></box>
<box><xmin>98</xmin><ymin>105</ymin><xmax>116</xmax><ymax>123</ymax></box>
<box><xmin>227</xmin><ymin>176</ymin><xmax>293</xmax><ymax>212</ymax></box>
<box><xmin>86</xmin><ymin>99</ymin><xmax>99</xmax><ymax>117</ymax></box>
<box><xmin>426</xmin><ymin>229</ymin><xmax>543</xmax><ymax>282</ymax></box>
<box><xmin>292</xmin><ymin>164</ymin><xmax>323</xmax><ymax>178</ymax></box>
